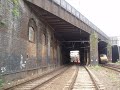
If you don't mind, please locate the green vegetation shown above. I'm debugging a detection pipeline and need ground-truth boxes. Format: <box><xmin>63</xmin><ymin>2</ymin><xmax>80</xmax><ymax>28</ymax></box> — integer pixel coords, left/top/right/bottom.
<box><xmin>90</xmin><ymin>32</ymin><xmax>98</xmax><ymax>49</ymax></box>
<box><xmin>0</xmin><ymin>21</ymin><xmax>6</xmax><ymax>27</ymax></box>
<box><xmin>106</xmin><ymin>43</ymin><xmax>112</xmax><ymax>61</ymax></box>
<box><xmin>7</xmin><ymin>0</ymin><xmax>20</xmax><ymax>17</ymax></box>
<box><xmin>12</xmin><ymin>7</ymin><xmax>19</xmax><ymax>17</ymax></box>
<box><xmin>12</xmin><ymin>0</ymin><xmax>19</xmax><ymax>5</ymax></box>
<box><xmin>108</xmin><ymin>73</ymin><xmax>118</xmax><ymax>81</ymax></box>
<box><xmin>0</xmin><ymin>3</ymin><xmax>2</xmax><ymax>8</ymax></box>
<box><xmin>0</xmin><ymin>76</ymin><xmax>4</xmax><ymax>88</ymax></box>
<box><xmin>90</xmin><ymin>65</ymin><xmax>102</xmax><ymax>71</ymax></box>
<box><xmin>115</xmin><ymin>61</ymin><xmax>120</xmax><ymax>65</ymax></box>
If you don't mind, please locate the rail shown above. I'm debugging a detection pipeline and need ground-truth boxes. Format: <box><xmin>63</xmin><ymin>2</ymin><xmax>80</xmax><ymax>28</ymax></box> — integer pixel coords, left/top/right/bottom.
<box><xmin>72</xmin><ymin>66</ymin><xmax>105</xmax><ymax>90</ymax></box>
<box><xmin>2</xmin><ymin>66</ymin><xmax>68</xmax><ymax>90</ymax></box>
<box><xmin>101</xmin><ymin>64</ymin><xmax>120</xmax><ymax>72</ymax></box>
<box><xmin>85</xmin><ymin>66</ymin><xmax>102</xmax><ymax>90</ymax></box>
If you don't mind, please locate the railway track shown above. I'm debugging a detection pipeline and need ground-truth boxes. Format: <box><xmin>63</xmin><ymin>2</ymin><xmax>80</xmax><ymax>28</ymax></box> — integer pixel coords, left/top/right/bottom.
<box><xmin>3</xmin><ymin>65</ymin><xmax>79</xmax><ymax>90</ymax></box>
<box><xmin>72</xmin><ymin>66</ymin><xmax>105</xmax><ymax>90</ymax></box>
<box><xmin>2</xmin><ymin>65</ymin><xmax>105</xmax><ymax>90</ymax></box>
<box><xmin>35</xmin><ymin>65</ymin><xmax>79</xmax><ymax>90</ymax></box>
<box><xmin>2</xmin><ymin>66</ymin><xmax>70</xmax><ymax>90</ymax></box>
<box><xmin>101</xmin><ymin>63</ymin><xmax>120</xmax><ymax>72</ymax></box>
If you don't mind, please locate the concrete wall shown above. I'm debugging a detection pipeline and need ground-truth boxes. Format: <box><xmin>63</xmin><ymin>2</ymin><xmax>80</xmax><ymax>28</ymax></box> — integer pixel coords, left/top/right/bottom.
<box><xmin>90</xmin><ymin>32</ymin><xmax>98</xmax><ymax>65</ymax></box>
<box><xmin>107</xmin><ymin>43</ymin><xmax>112</xmax><ymax>62</ymax></box>
<box><xmin>0</xmin><ymin>0</ymin><xmax>61</xmax><ymax>82</ymax></box>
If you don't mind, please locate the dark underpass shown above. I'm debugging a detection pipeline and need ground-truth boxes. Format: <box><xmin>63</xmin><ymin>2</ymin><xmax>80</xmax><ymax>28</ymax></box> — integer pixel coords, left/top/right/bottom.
<box><xmin>58</xmin><ymin>32</ymin><xmax>90</xmax><ymax>65</ymax></box>
<box><xmin>61</xmin><ymin>40</ymin><xmax>110</xmax><ymax>65</ymax></box>
<box><xmin>98</xmin><ymin>41</ymin><xmax>108</xmax><ymax>64</ymax></box>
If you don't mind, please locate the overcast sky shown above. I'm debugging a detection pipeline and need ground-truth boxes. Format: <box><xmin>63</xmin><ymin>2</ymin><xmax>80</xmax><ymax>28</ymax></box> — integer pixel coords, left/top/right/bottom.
<box><xmin>65</xmin><ymin>0</ymin><xmax>120</xmax><ymax>37</ymax></box>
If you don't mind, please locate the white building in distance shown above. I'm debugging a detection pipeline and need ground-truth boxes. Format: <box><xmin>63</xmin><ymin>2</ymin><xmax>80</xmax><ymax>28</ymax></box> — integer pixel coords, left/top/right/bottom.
<box><xmin>110</xmin><ymin>36</ymin><xmax>120</xmax><ymax>46</ymax></box>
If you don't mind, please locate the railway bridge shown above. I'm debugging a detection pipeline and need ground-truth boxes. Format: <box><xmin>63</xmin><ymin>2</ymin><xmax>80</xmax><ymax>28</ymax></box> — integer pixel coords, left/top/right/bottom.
<box><xmin>24</xmin><ymin>0</ymin><xmax>110</xmax><ymax>64</ymax></box>
<box><xmin>0</xmin><ymin>0</ymin><xmax>111</xmax><ymax>82</ymax></box>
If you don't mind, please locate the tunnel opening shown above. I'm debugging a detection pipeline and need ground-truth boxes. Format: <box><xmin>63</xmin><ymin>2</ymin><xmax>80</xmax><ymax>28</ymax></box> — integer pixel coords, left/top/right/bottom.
<box><xmin>98</xmin><ymin>41</ymin><xmax>108</xmax><ymax>64</ymax></box>
<box><xmin>112</xmin><ymin>45</ymin><xmax>119</xmax><ymax>63</ymax></box>
<box><xmin>60</xmin><ymin>43</ymin><xmax>71</xmax><ymax>65</ymax></box>
<box><xmin>60</xmin><ymin>41</ymin><xmax>90</xmax><ymax>66</ymax></box>
<box><xmin>70</xmin><ymin>50</ymin><xmax>80</xmax><ymax>65</ymax></box>
<box><xmin>79</xmin><ymin>47</ymin><xmax>90</xmax><ymax>66</ymax></box>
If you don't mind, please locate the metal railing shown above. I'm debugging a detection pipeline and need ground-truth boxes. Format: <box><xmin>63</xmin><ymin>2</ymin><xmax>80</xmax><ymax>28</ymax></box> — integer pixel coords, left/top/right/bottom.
<box><xmin>52</xmin><ymin>0</ymin><xmax>108</xmax><ymax>39</ymax></box>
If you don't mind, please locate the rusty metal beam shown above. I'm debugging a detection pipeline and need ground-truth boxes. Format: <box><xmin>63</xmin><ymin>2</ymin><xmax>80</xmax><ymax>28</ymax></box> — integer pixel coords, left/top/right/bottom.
<box><xmin>50</xmin><ymin>24</ymin><xmax>70</xmax><ymax>26</ymax></box>
<box><xmin>61</xmin><ymin>41</ymin><xmax>89</xmax><ymax>43</ymax></box>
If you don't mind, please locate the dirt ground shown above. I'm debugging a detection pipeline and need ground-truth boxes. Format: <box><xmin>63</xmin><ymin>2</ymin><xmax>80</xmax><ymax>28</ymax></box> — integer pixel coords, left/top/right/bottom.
<box><xmin>89</xmin><ymin>65</ymin><xmax>120</xmax><ymax>90</ymax></box>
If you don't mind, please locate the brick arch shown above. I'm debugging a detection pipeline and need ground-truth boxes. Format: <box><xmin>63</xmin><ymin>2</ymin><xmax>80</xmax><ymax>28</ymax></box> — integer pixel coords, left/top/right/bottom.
<box><xmin>28</xmin><ymin>18</ymin><xmax>37</xmax><ymax>30</ymax></box>
<box><xmin>28</xmin><ymin>18</ymin><xmax>37</xmax><ymax>42</ymax></box>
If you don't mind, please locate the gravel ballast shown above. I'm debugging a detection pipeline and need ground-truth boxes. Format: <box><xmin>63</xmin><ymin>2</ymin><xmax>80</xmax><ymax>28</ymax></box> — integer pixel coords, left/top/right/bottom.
<box><xmin>89</xmin><ymin>65</ymin><xmax>120</xmax><ymax>90</ymax></box>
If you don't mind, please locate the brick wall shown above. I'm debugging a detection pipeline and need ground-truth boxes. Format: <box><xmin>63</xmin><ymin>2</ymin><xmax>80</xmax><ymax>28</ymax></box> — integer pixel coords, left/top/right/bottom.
<box><xmin>0</xmin><ymin>0</ymin><xmax>61</xmax><ymax>82</ymax></box>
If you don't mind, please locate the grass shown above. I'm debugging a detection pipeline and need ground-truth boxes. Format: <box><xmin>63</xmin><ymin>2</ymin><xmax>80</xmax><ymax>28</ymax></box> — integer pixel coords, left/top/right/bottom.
<box><xmin>89</xmin><ymin>65</ymin><xmax>102</xmax><ymax>71</ymax></box>
<box><xmin>115</xmin><ymin>61</ymin><xmax>120</xmax><ymax>64</ymax></box>
<box><xmin>0</xmin><ymin>76</ymin><xmax>4</xmax><ymax>88</ymax></box>
<box><xmin>108</xmin><ymin>73</ymin><xmax>118</xmax><ymax>81</ymax></box>
<box><xmin>0</xmin><ymin>21</ymin><xmax>6</xmax><ymax>28</ymax></box>
<box><xmin>0</xmin><ymin>22</ymin><xmax>4</xmax><ymax>26</ymax></box>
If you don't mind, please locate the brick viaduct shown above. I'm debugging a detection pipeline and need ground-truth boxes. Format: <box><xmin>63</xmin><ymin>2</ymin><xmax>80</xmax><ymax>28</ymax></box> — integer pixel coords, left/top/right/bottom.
<box><xmin>0</xmin><ymin>0</ymin><xmax>111</xmax><ymax>82</ymax></box>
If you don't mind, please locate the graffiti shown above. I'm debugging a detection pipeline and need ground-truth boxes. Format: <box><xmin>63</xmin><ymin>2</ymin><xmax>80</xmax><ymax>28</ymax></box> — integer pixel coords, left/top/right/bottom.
<box><xmin>1</xmin><ymin>67</ymin><xmax>6</xmax><ymax>73</ymax></box>
<box><xmin>20</xmin><ymin>55</ymin><xmax>26</xmax><ymax>69</ymax></box>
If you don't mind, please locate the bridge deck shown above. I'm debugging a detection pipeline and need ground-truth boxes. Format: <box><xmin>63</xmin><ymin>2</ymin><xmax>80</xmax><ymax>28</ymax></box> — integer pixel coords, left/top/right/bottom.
<box><xmin>25</xmin><ymin>0</ymin><xmax>109</xmax><ymax>41</ymax></box>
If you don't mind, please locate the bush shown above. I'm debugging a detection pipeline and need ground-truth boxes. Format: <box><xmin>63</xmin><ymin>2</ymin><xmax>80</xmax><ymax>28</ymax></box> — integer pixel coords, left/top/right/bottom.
<box><xmin>90</xmin><ymin>65</ymin><xmax>101</xmax><ymax>71</ymax></box>
<box><xmin>115</xmin><ymin>61</ymin><xmax>120</xmax><ymax>64</ymax></box>
<box><xmin>0</xmin><ymin>77</ymin><xmax>4</xmax><ymax>87</ymax></box>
